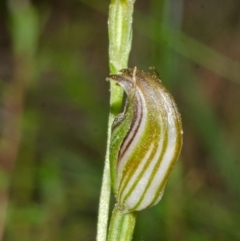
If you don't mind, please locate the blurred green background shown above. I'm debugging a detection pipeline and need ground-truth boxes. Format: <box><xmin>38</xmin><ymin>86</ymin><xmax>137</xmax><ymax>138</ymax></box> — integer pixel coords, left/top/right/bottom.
<box><xmin>0</xmin><ymin>0</ymin><xmax>240</xmax><ymax>240</ymax></box>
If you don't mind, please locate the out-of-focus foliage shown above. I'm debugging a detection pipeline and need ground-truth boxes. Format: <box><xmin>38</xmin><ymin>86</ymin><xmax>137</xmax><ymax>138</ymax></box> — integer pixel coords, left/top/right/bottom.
<box><xmin>0</xmin><ymin>0</ymin><xmax>239</xmax><ymax>240</ymax></box>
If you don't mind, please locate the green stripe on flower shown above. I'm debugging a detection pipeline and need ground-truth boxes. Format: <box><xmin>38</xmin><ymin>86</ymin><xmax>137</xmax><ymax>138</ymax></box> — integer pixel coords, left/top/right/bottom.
<box><xmin>107</xmin><ymin>67</ymin><xmax>183</xmax><ymax>212</ymax></box>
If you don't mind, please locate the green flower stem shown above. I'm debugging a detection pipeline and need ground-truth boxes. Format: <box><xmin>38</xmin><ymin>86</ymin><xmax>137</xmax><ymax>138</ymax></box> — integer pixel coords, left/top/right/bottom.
<box><xmin>107</xmin><ymin>207</ymin><xmax>136</xmax><ymax>241</ymax></box>
<box><xmin>108</xmin><ymin>0</ymin><xmax>135</xmax><ymax>74</ymax></box>
<box><xmin>96</xmin><ymin>1</ymin><xmax>135</xmax><ymax>241</ymax></box>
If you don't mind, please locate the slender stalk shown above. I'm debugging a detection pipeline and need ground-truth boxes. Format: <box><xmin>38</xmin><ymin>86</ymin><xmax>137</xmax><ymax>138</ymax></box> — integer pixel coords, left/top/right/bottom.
<box><xmin>107</xmin><ymin>207</ymin><xmax>136</xmax><ymax>241</ymax></box>
<box><xmin>96</xmin><ymin>1</ymin><xmax>136</xmax><ymax>241</ymax></box>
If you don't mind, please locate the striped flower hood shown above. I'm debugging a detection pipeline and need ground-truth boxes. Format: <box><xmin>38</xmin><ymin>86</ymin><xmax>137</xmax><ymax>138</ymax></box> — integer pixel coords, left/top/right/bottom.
<box><xmin>107</xmin><ymin>68</ymin><xmax>183</xmax><ymax>212</ymax></box>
